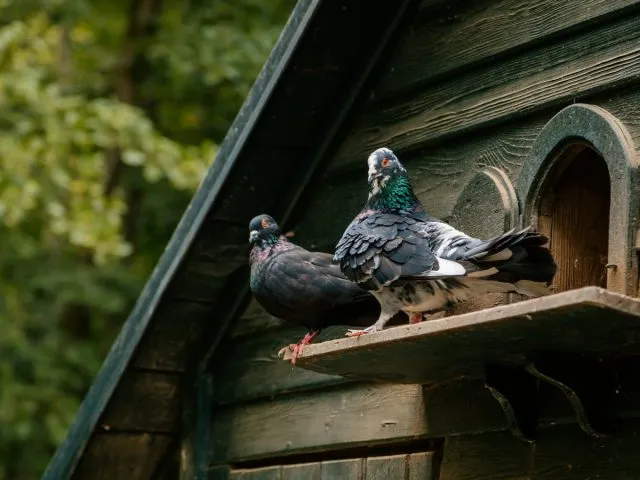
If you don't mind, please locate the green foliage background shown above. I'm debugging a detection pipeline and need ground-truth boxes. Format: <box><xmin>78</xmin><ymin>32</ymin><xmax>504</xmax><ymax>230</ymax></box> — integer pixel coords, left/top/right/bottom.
<box><xmin>0</xmin><ymin>0</ymin><xmax>294</xmax><ymax>477</ymax></box>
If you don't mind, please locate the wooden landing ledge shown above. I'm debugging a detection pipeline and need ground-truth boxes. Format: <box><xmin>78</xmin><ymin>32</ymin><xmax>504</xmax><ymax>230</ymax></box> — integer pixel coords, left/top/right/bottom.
<box><xmin>284</xmin><ymin>287</ymin><xmax>640</xmax><ymax>384</ymax></box>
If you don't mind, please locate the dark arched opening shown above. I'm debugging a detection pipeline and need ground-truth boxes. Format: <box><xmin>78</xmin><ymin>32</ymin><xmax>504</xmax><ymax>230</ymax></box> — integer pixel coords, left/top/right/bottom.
<box><xmin>537</xmin><ymin>143</ymin><xmax>611</xmax><ymax>293</ymax></box>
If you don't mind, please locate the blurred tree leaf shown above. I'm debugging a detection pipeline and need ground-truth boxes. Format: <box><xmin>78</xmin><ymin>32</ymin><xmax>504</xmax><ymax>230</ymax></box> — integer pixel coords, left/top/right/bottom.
<box><xmin>0</xmin><ymin>0</ymin><xmax>294</xmax><ymax>478</ymax></box>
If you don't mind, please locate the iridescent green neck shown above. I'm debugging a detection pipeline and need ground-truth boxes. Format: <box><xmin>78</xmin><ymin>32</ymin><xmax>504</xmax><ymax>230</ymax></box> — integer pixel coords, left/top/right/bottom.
<box><xmin>261</xmin><ymin>235</ymin><xmax>280</xmax><ymax>247</ymax></box>
<box><xmin>366</xmin><ymin>175</ymin><xmax>422</xmax><ymax>212</ymax></box>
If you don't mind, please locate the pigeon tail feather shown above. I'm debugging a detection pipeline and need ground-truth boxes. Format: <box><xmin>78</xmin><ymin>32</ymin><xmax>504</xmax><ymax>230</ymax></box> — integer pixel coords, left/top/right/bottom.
<box><xmin>463</xmin><ymin>228</ymin><xmax>557</xmax><ymax>289</ymax></box>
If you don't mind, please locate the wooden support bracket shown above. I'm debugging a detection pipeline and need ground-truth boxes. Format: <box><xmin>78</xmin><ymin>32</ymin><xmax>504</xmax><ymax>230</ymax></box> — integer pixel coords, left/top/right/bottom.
<box><xmin>526</xmin><ymin>353</ymin><xmax>618</xmax><ymax>438</ymax></box>
<box><xmin>485</xmin><ymin>363</ymin><xmax>538</xmax><ymax>442</ymax></box>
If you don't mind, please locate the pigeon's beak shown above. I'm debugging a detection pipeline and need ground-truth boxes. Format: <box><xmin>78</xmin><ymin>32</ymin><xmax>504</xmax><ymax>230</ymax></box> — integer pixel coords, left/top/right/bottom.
<box><xmin>368</xmin><ymin>170</ymin><xmax>382</xmax><ymax>184</ymax></box>
<box><xmin>249</xmin><ymin>230</ymin><xmax>259</xmax><ymax>243</ymax></box>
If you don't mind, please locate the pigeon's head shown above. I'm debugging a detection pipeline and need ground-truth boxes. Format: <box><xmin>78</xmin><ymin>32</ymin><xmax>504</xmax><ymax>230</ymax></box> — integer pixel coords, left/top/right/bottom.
<box><xmin>367</xmin><ymin>147</ymin><xmax>407</xmax><ymax>186</ymax></box>
<box><xmin>365</xmin><ymin>147</ymin><xmax>420</xmax><ymax>211</ymax></box>
<box><xmin>248</xmin><ymin>214</ymin><xmax>282</xmax><ymax>246</ymax></box>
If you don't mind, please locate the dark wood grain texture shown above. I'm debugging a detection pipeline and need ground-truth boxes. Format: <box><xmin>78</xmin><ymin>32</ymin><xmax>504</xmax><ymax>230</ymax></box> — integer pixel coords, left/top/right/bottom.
<box><xmin>133</xmin><ymin>301</ymin><xmax>214</xmax><ymax>372</ymax></box>
<box><xmin>365</xmin><ymin>453</ymin><xmax>435</xmax><ymax>480</ymax></box>
<box><xmin>227</xmin><ymin>453</ymin><xmax>434</xmax><ymax>480</ymax></box>
<box><xmin>421</xmin><ymin>380</ymin><xmax>508</xmax><ymax>436</ymax></box>
<box><xmin>285</xmin><ymin>288</ymin><xmax>640</xmax><ymax>384</ymax></box>
<box><xmin>407</xmin><ymin>452</ymin><xmax>435</xmax><ymax>480</ymax></box>
<box><xmin>72</xmin><ymin>433</ymin><xmax>173</xmax><ymax>480</ymax></box>
<box><xmin>229</xmin><ymin>300</ymin><xmax>287</xmax><ymax>339</ymax></box>
<box><xmin>99</xmin><ymin>371</ymin><xmax>181</xmax><ymax>433</ymax></box>
<box><xmin>438</xmin><ymin>431</ymin><xmax>534</xmax><ymax>480</ymax></box>
<box><xmin>375</xmin><ymin>0</ymin><xmax>638</xmax><ymax>97</ymax></box>
<box><xmin>531</xmin><ymin>422</ymin><xmax>640</xmax><ymax>479</ymax></box>
<box><xmin>211</xmin><ymin>383</ymin><xmax>426</xmax><ymax>463</ymax></box>
<box><xmin>281</xmin><ymin>463</ymin><xmax>322</xmax><ymax>480</ymax></box>
<box><xmin>332</xmin><ymin>9</ymin><xmax>640</xmax><ymax>170</ymax></box>
<box><xmin>211</xmin><ymin>379</ymin><xmax>529</xmax><ymax>463</ymax></box>
<box><xmin>180</xmin><ymin>372</ymin><xmax>214</xmax><ymax>480</ymax></box>
<box><xmin>213</xmin><ymin>326</ymin><xmax>351</xmax><ymax>405</ymax></box>
<box><xmin>230</xmin><ymin>466</ymin><xmax>282</xmax><ymax>480</ymax></box>
<box><xmin>320</xmin><ymin>459</ymin><xmax>363</xmax><ymax>480</ymax></box>
<box><xmin>365</xmin><ymin>455</ymin><xmax>406</xmax><ymax>480</ymax></box>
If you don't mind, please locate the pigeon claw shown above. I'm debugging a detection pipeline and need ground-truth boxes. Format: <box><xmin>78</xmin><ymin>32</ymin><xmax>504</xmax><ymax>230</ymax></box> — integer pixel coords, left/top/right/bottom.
<box><xmin>277</xmin><ymin>343</ymin><xmax>303</xmax><ymax>364</ymax></box>
<box><xmin>280</xmin><ymin>330</ymin><xmax>319</xmax><ymax>365</ymax></box>
<box><xmin>345</xmin><ymin>326</ymin><xmax>378</xmax><ymax>337</ymax></box>
<box><xmin>409</xmin><ymin>312</ymin><xmax>423</xmax><ymax>324</ymax></box>
<box><xmin>277</xmin><ymin>344</ymin><xmax>296</xmax><ymax>359</ymax></box>
<box><xmin>290</xmin><ymin>343</ymin><xmax>303</xmax><ymax>365</ymax></box>
<box><xmin>345</xmin><ymin>329</ymin><xmax>369</xmax><ymax>337</ymax></box>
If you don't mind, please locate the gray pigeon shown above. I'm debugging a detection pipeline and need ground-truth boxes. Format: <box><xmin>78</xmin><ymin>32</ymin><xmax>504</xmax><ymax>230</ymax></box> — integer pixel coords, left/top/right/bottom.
<box><xmin>333</xmin><ymin>148</ymin><xmax>557</xmax><ymax>336</ymax></box>
<box><xmin>249</xmin><ymin>214</ymin><xmax>406</xmax><ymax>362</ymax></box>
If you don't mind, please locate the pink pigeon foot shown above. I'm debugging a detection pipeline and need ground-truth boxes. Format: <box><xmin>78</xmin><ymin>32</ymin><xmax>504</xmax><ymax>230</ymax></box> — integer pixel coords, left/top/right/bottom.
<box><xmin>284</xmin><ymin>330</ymin><xmax>319</xmax><ymax>365</ymax></box>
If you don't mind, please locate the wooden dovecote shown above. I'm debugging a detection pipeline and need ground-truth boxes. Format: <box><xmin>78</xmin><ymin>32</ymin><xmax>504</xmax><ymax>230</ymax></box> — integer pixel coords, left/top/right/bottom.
<box><xmin>45</xmin><ymin>0</ymin><xmax>640</xmax><ymax>479</ymax></box>
<box><xmin>287</xmin><ymin>103</ymin><xmax>640</xmax><ymax>442</ymax></box>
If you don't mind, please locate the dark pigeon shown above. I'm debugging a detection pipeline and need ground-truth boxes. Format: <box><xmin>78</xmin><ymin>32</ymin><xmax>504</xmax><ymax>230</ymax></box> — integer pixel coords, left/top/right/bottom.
<box><xmin>333</xmin><ymin>147</ymin><xmax>557</xmax><ymax>336</ymax></box>
<box><xmin>248</xmin><ymin>214</ymin><xmax>403</xmax><ymax>363</ymax></box>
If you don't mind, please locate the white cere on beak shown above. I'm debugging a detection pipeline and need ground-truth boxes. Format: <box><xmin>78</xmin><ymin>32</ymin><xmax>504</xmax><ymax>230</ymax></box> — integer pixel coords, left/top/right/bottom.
<box><xmin>367</xmin><ymin>152</ymin><xmax>378</xmax><ymax>181</ymax></box>
<box><xmin>249</xmin><ymin>230</ymin><xmax>259</xmax><ymax>242</ymax></box>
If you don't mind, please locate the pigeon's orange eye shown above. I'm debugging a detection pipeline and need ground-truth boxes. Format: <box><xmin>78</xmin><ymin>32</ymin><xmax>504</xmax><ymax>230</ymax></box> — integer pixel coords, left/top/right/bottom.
<box><xmin>261</xmin><ymin>218</ymin><xmax>269</xmax><ymax>228</ymax></box>
<box><xmin>381</xmin><ymin>158</ymin><xmax>390</xmax><ymax>167</ymax></box>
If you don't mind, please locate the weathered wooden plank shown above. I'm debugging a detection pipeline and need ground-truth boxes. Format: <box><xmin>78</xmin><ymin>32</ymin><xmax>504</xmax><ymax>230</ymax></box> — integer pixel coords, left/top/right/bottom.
<box><xmin>230</xmin><ymin>300</ymin><xmax>287</xmax><ymax>339</ymax></box>
<box><xmin>422</xmin><ymin>380</ymin><xmax>507</xmax><ymax>436</ymax></box>
<box><xmin>333</xmin><ymin>11</ymin><xmax>640</xmax><ymax>170</ymax></box>
<box><xmin>281</xmin><ymin>463</ymin><xmax>322</xmax><ymax>480</ymax></box>
<box><xmin>185</xmin><ymin>221</ymin><xmax>249</xmax><ymax>279</ymax></box>
<box><xmin>213</xmin><ymin>378</ymin><xmax>515</xmax><ymax>463</ymax></box>
<box><xmin>291</xmin><ymin>172</ymin><xmax>372</xmax><ymax>252</ymax></box>
<box><xmin>230</xmin><ymin>466</ymin><xmax>282</xmax><ymax>480</ymax></box>
<box><xmin>180</xmin><ymin>372</ymin><xmax>214</xmax><ymax>480</ymax></box>
<box><xmin>321</xmin><ymin>459</ymin><xmax>363</xmax><ymax>480</ymax></box>
<box><xmin>213</xmin><ymin>326</ymin><xmax>351</xmax><ymax>405</ymax></box>
<box><xmin>167</xmin><ymin>265</ymin><xmax>227</xmax><ymax>304</ymax></box>
<box><xmin>365</xmin><ymin>455</ymin><xmax>407</xmax><ymax>479</ymax></box>
<box><xmin>438</xmin><ymin>431</ymin><xmax>534</xmax><ymax>480</ymax></box>
<box><xmin>100</xmin><ymin>371</ymin><xmax>181</xmax><ymax>433</ymax></box>
<box><xmin>227</xmin><ymin>454</ymin><xmax>434</xmax><ymax>480</ymax></box>
<box><xmin>72</xmin><ymin>433</ymin><xmax>173</xmax><ymax>480</ymax></box>
<box><xmin>407</xmin><ymin>452</ymin><xmax>435</xmax><ymax>480</ymax></box>
<box><xmin>375</xmin><ymin>0</ymin><xmax>637</xmax><ymax>97</ymax></box>
<box><xmin>211</xmin><ymin>383</ymin><xmax>426</xmax><ymax>462</ymax></box>
<box><xmin>133</xmin><ymin>301</ymin><xmax>213</xmax><ymax>372</ymax></box>
<box><xmin>206</xmin><ymin>148</ymin><xmax>303</xmax><ymax>232</ymax></box>
<box><xmin>286</xmin><ymin>287</ymin><xmax>640</xmax><ymax>384</ymax></box>
<box><xmin>531</xmin><ymin>422</ymin><xmax>640</xmax><ymax>479</ymax></box>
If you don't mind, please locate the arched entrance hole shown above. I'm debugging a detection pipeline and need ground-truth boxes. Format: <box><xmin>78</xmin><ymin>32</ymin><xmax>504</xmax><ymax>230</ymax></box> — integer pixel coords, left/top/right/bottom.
<box><xmin>537</xmin><ymin>143</ymin><xmax>610</xmax><ymax>293</ymax></box>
